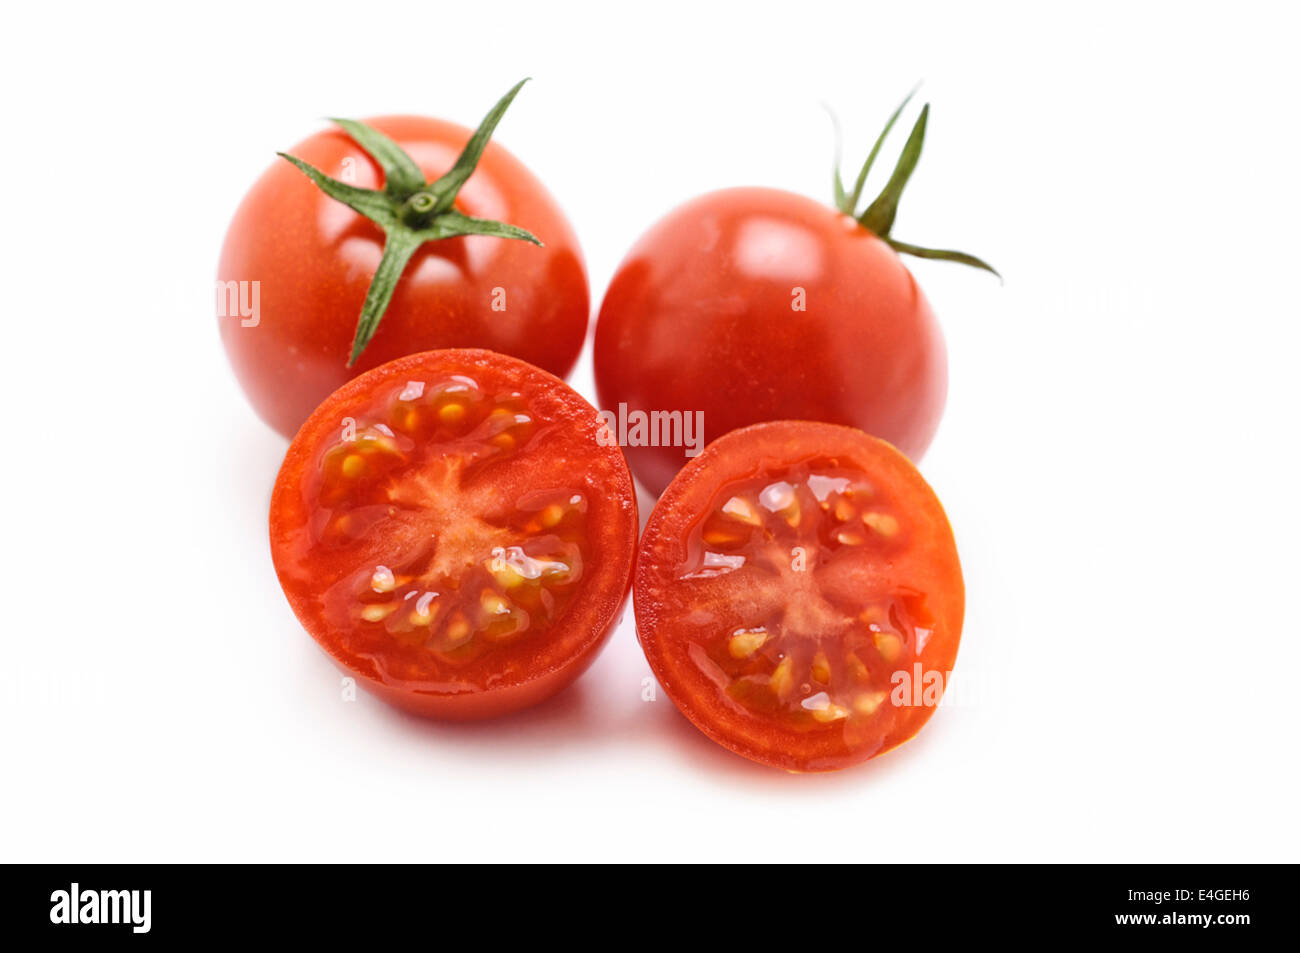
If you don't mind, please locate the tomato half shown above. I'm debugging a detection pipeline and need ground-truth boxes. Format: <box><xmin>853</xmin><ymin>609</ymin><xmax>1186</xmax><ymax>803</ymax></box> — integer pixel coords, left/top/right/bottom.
<box><xmin>635</xmin><ymin>421</ymin><xmax>963</xmax><ymax>771</ymax></box>
<box><xmin>594</xmin><ymin>187</ymin><xmax>947</xmax><ymax>495</ymax></box>
<box><xmin>220</xmin><ymin>116</ymin><xmax>588</xmax><ymax>438</ymax></box>
<box><xmin>270</xmin><ymin>349</ymin><xmax>637</xmax><ymax>720</ymax></box>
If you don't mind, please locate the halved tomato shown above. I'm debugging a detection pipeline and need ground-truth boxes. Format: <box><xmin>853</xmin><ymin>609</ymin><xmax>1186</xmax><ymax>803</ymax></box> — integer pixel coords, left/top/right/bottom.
<box><xmin>270</xmin><ymin>349</ymin><xmax>637</xmax><ymax>720</ymax></box>
<box><xmin>635</xmin><ymin>421</ymin><xmax>963</xmax><ymax>771</ymax></box>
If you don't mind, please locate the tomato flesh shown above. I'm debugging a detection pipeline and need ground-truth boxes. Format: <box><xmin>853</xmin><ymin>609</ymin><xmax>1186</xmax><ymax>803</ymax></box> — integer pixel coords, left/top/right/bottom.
<box><xmin>635</xmin><ymin>421</ymin><xmax>963</xmax><ymax>771</ymax></box>
<box><xmin>271</xmin><ymin>349</ymin><xmax>637</xmax><ymax>720</ymax></box>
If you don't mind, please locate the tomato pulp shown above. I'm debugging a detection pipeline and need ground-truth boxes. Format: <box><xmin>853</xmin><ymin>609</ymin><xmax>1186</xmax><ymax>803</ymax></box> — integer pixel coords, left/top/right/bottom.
<box><xmin>594</xmin><ymin>187</ymin><xmax>947</xmax><ymax>495</ymax></box>
<box><xmin>270</xmin><ymin>349</ymin><xmax>637</xmax><ymax>719</ymax></box>
<box><xmin>635</xmin><ymin>421</ymin><xmax>963</xmax><ymax>771</ymax></box>
<box><xmin>220</xmin><ymin>116</ymin><xmax>588</xmax><ymax>438</ymax></box>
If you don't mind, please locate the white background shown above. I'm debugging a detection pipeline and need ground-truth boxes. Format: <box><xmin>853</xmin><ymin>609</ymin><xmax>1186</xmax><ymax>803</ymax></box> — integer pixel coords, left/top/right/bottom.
<box><xmin>2</xmin><ymin>1</ymin><xmax>1297</xmax><ymax>862</ymax></box>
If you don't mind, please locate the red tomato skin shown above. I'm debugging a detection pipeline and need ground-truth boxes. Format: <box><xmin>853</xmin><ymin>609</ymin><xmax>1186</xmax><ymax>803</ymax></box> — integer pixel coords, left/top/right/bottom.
<box><xmin>219</xmin><ymin>116</ymin><xmax>589</xmax><ymax>438</ymax></box>
<box><xmin>635</xmin><ymin>420</ymin><xmax>964</xmax><ymax>772</ymax></box>
<box><xmin>269</xmin><ymin>349</ymin><xmax>637</xmax><ymax>721</ymax></box>
<box><xmin>594</xmin><ymin>188</ymin><xmax>946</xmax><ymax>495</ymax></box>
<box><xmin>325</xmin><ymin>635</ymin><xmax>613</xmax><ymax>722</ymax></box>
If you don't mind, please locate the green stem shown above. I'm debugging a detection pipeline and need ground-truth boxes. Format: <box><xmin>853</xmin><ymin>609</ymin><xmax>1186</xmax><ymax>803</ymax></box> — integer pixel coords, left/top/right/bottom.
<box><xmin>400</xmin><ymin>191</ymin><xmax>439</xmax><ymax>228</ymax></box>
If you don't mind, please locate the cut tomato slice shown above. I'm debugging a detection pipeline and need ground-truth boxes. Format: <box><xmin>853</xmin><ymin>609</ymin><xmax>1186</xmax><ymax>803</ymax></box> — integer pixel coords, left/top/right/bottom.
<box><xmin>271</xmin><ymin>349</ymin><xmax>637</xmax><ymax>720</ymax></box>
<box><xmin>635</xmin><ymin>421</ymin><xmax>964</xmax><ymax>771</ymax></box>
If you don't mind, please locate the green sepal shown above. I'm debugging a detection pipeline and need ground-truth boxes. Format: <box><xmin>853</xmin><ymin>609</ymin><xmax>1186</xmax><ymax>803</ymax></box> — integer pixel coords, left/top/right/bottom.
<box><xmin>275</xmin><ymin>153</ymin><xmax>397</xmax><ymax>227</ymax></box>
<box><xmin>858</xmin><ymin>103</ymin><xmax>929</xmax><ymax>238</ymax></box>
<box><xmin>826</xmin><ymin>105</ymin><xmax>849</xmax><ymax>211</ymax></box>
<box><xmin>885</xmin><ymin>238</ymin><xmax>1002</xmax><ymax>280</ymax></box>
<box><xmin>416</xmin><ymin>210</ymin><xmax>541</xmax><ymax>246</ymax></box>
<box><xmin>428</xmin><ymin>78</ymin><xmax>530</xmax><ymax>213</ymax></box>
<box><xmin>326</xmin><ymin>118</ymin><xmax>425</xmax><ymax>198</ymax></box>
<box><xmin>348</xmin><ymin>230</ymin><xmax>422</xmax><ymax>365</ymax></box>
<box><xmin>846</xmin><ymin>86</ymin><xmax>917</xmax><ymax>215</ymax></box>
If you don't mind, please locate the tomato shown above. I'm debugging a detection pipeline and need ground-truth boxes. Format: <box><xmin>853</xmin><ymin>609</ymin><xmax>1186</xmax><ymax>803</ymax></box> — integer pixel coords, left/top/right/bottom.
<box><xmin>270</xmin><ymin>349</ymin><xmax>637</xmax><ymax>720</ymax></box>
<box><xmin>219</xmin><ymin>113</ymin><xmax>588</xmax><ymax>438</ymax></box>
<box><xmin>635</xmin><ymin>421</ymin><xmax>963</xmax><ymax>771</ymax></box>
<box><xmin>594</xmin><ymin>186</ymin><xmax>947</xmax><ymax>494</ymax></box>
<box><xmin>594</xmin><ymin>96</ymin><xmax>995</xmax><ymax>494</ymax></box>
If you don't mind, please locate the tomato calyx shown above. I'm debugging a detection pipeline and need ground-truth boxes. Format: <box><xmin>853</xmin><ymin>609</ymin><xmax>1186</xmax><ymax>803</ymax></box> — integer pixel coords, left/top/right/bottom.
<box><xmin>276</xmin><ymin>79</ymin><xmax>545</xmax><ymax>366</ymax></box>
<box><xmin>828</xmin><ymin>88</ymin><xmax>1001</xmax><ymax>278</ymax></box>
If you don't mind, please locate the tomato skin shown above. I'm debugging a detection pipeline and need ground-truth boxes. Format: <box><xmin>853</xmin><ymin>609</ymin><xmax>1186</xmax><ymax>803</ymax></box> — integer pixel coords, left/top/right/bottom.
<box><xmin>319</xmin><ymin>631</ymin><xmax>609</xmax><ymax>722</ymax></box>
<box><xmin>635</xmin><ymin>420</ymin><xmax>963</xmax><ymax>772</ymax></box>
<box><xmin>219</xmin><ymin>116</ymin><xmax>588</xmax><ymax>438</ymax></box>
<box><xmin>594</xmin><ymin>187</ymin><xmax>946</xmax><ymax>495</ymax></box>
<box><xmin>270</xmin><ymin>349</ymin><xmax>637</xmax><ymax>721</ymax></box>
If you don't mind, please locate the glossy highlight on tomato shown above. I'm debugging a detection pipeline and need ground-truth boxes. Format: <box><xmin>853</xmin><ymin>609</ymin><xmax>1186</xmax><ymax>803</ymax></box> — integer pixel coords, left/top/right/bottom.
<box><xmin>635</xmin><ymin>421</ymin><xmax>963</xmax><ymax>771</ymax></box>
<box><xmin>594</xmin><ymin>187</ymin><xmax>947</xmax><ymax>495</ymax></box>
<box><xmin>270</xmin><ymin>349</ymin><xmax>637</xmax><ymax>720</ymax></box>
<box><xmin>219</xmin><ymin>115</ymin><xmax>588</xmax><ymax>438</ymax></box>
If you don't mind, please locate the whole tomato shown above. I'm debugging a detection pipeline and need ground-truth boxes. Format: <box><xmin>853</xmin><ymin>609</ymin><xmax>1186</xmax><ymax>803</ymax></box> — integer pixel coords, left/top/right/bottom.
<box><xmin>593</xmin><ymin>96</ymin><xmax>995</xmax><ymax>494</ymax></box>
<box><xmin>218</xmin><ymin>82</ymin><xmax>588</xmax><ymax>438</ymax></box>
